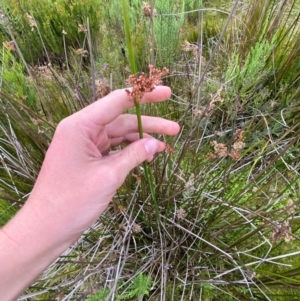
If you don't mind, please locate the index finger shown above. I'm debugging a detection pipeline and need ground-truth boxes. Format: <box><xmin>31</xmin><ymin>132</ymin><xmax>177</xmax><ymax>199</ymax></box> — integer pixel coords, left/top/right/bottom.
<box><xmin>79</xmin><ymin>86</ymin><xmax>171</xmax><ymax>126</ymax></box>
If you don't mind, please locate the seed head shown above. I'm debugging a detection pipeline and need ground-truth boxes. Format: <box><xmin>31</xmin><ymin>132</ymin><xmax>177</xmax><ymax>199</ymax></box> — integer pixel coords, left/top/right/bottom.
<box><xmin>26</xmin><ymin>14</ymin><xmax>37</xmax><ymax>31</ymax></box>
<box><xmin>76</xmin><ymin>48</ymin><xmax>88</xmax><ymax>57</ymax></box>
<box><xmin>4</xmin><ymin>41</ymin><xmax>15</xmax><ymax>51</ymax></box>
<box><xmin>142</xmin><ymin>2</ymin><xmax>157</xmax><ymax>18</ymax></box>
<box><xmin>0</xmin><ymin>9</ymin><xmax>8</xmax><ymax>25</ymax></box>
<box><xmin>78</xmin><ymin>24</ymin><xmax>87</xmax><ymax>33</ymax></box>
<box><xmin>165</xmin><ymin>143</ymin><xmax>175</xmax><ymax>155</ymax></box>
<box><xmin>132</xmin><ymin>223</ymin><xmax>142</xmax><ymax>233</ymax></box>
<box><xmin>287</xmin><ymin>199</ymin><xmax>296</xmax><ymax>215</ymax></box>
<box><xmin>234</xmin><ymin>129</ymin><xmax>244</xmax><ymax>141</ymax></box>
<box><xmin>232</xmin><ymin>141</ymin><xmax>245</xmax><ymax>151</ymax></box>
<box><xmin>176</xmin><ymin>208</ymin><xmax>187</xmax><ymax>220</ymax></box>
<box><xmin>95</xmin><ymin>79</ymin><xmax>110</xmax><ymax>100</ymax></box>
<box><xmin>125</xmin><ymin>64</ymin><xmax>169</xmax><ymax>102</ymax></box>
<box><xmin>271</xmin><ymin>220</ymin><xmax>293</xmax><ymax>243</ymax></box>
<box><xmin>211</xmin><ymin>141</ymin><xmax>228</xmax><ymax>158</ymax></box>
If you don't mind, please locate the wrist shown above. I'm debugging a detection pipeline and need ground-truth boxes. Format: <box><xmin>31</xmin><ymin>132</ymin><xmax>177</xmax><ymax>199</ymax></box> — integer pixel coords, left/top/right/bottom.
<box><xmin>0</xmin><ymin>200</ymin><xmax>75</xmax><ymax>300</ymax></box>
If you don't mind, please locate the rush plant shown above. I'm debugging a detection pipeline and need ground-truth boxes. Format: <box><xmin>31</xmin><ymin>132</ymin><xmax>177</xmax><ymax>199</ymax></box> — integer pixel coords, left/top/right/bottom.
<box><xmin>0</xmin><ymin>0</ymin><xmax>300</xmax><ymax>300</ymax></box>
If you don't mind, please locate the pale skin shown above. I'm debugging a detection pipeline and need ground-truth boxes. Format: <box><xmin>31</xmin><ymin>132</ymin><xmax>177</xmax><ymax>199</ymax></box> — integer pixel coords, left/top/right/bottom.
<box><xmin>0</xmin><ymin>86</ymin><xmax>180</xmax><ymax>301</ymax></box>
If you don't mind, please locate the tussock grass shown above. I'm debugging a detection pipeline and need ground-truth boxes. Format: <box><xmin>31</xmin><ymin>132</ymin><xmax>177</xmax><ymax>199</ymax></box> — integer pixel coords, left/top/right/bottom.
<box><xmin>0</xmin><ymin>0</ymin><xmax>300</xmax><ymax>300</ymax></box>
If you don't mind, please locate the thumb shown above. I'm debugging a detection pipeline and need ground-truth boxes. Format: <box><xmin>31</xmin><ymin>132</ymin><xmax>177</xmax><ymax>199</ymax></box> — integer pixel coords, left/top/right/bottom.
<box><xmin>110</xmin><ymin>138</ymin><xmax>164</xmax><ymax>174</ymax></box>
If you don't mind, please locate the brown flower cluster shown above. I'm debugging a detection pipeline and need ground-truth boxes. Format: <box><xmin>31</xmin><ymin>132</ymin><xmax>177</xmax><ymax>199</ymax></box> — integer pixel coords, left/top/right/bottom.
<box><xmin>232</xmin><ymin>141</ymin><xmax>245</xmax><ymax>151</ymax></box>
<box><xmin>132</xmin><ymin>172</ymin><xmax>141</xmax><ymax>183</ymax></box>
<box><xmin>231</xmin><ymin>129</ymin><xmax>246</xmax><ymax>159</ymax></box>
<box><xmin>76</xmin><ymin>48</ymin><xmax>88</xmax><ymax>57</ymax></box>
<box><xmin>211</xmin><ymin>141</ymin><xmax>228</xmax><ymax>158</ymax></box>
<box><xmin>125</xmin><ymin>64</ymin><xmax>169</xmax><ymax>101</ymax></box>
<box><xmin>287</xmin><ymin>199</ymin><xmax>296</xmax><ymax>215</ymax></box>
<box><xmin>165</xmin><ymin>143</ymin><xmax>175</xmax><ymax>155</ymax></box>
<box><xmin>245</xmin><ymin>270</ymin><xmax>256</xmax><ymax>280</ymax></box>
<box><xmin>142</xmin><ymin>2</ymin><xmax>157</xmax><ymax>18</ymax></box>
<box><xmin>206</xmin><ymin>128</ymin><xmax>246</xmax><ymax>160</ymax></box>
<box><xmin>193</xmin><ymin>86</ymin><xmax>224</xmax><ymax>117</ymax></box>
<box><xmin>132</xmin><ymin>223</ymin><xmax>142</xmax><ymax>233</ymax></box>
<box><xmin>95</xmin><ymin>79</ymin><xmax>110</xmax><ymax>100</ymax></box>
<box><xmin>78</xmin><ymin>24</ymin><xmax>87</xmax><ymax>33</ymax></box>
<box><xmin>4</xmin><ymin>41</ymin><xmax>15</xmax><ymax>51</ymax></box>
<box><xmin>183</xmin><ymin>40</ymin><xmax>199</xmax><ymax>60</ymax></box>
<box><xmin>176</xmin><ymin>208</ymin><xmax>187</xmax><ymax>220</ymax></box>
<box><xmin>34</xmin><ymin>65</ymin><xmax>53</xmax><ymax>81</ymax></box>
<box><xmin>271</xmin><ymin>220</ymin><xmax>293</xmax><ymax>243</ymax></box>
<box><xmin>120</xmin><ymin>222</ymin><xmax>142</xmax><ymax>233</ymax></box>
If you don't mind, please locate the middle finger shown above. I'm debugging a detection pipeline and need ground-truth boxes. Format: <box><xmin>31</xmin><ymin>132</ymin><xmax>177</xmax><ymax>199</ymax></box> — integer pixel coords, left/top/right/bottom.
<box><xmin>106</xmin><ymin>114</ymin><xmax>179</xmax><ymax>138</ymax></box>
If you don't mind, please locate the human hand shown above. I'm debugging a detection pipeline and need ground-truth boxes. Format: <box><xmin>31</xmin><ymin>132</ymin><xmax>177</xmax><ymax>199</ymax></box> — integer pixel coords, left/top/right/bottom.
<box><xmin>0</xmin><ymin>86</ymin><xmax>180</xmax><ymax>300</ymax></box>
<box><xmin>27</xmin><ymin>86</ymin><xmax>180</xmax><ymax>241</ymax></box>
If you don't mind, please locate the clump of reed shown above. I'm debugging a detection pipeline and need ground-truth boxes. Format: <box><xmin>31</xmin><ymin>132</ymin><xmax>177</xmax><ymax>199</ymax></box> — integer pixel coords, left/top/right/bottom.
<box><xmin>0</xmin><ymin>0</ymin><xmax>300</xmax><ymax>300</ymax></box>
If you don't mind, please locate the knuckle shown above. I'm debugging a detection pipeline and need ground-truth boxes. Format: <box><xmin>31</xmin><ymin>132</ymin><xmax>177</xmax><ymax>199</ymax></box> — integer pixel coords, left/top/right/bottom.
<box><xmin>127</xmin><ymin>147</ymin><xmax>143</xmax><ymax>165</ymax></box>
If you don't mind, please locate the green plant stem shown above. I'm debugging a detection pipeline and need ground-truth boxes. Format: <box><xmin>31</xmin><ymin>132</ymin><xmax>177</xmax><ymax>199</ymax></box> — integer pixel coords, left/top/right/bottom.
<box><xmin>121</xmin><ymin>0</ymin><xmax>136</xmax><ymax>74</ymax></box>
<box><xmin>134</xmin><ymin>98</ymin><xmax>143</xmax><ymax>138</ymax></box>
<box><xmin>121</xmin><ymin>0</ymin><xmax>159</xmax><ymax>219</ymax></box>
<box><xmin>134</xmin><ymin>101</ymin><xmax>157</xmax><ymax>212</ymax></box>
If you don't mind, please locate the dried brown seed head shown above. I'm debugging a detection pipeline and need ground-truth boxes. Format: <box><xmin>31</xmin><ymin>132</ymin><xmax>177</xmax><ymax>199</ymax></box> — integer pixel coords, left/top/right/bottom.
<box><xmin>271</xmin><ymin>220</ymin><xmax>293</xmax><ymax>243</ymax></box>
<box><xmin>176</xmin><ymin>208</ymin><xmax>187</xmax><ymax>220</ymax></box>
<box><xmin>95</xmin><ymin>79</ymin><xmax>111</xmax><ymax>99</ymax></box>
<box><xmin>232</xmin><ymin>141</ymin><xmax>245</xmax><ymax>151</ymax></box>
<box><xmin>142</xmin><ymin>2</ymin><xmax>157</xmax><ymax>17</ymax></box>
<box><xmin>76</xmin><ymin>48</ymin><xmax>88</xmax><ymax>57</ymax></box>
<box><xmin>125</xmin><ymin>64</ymin><xmax>169</xmax><ymax>102</ymax></box>
<box><xmin>26</xmin><ymin>14</ymin><xmax>37</xmax><ymax>30</ymax></box>
<box><xmin>4</xmin><ymin>41</ymin><xmax>15</xmax><ymax>51</ymax></box>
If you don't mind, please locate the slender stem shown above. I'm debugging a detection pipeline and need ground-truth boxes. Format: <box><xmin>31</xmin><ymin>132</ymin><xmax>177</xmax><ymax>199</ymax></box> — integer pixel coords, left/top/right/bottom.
<box><xmin>121</xmin><ymin>0</ymin><xmax>136</xmax><ymax>74</ymax></box>
<box><xmin>121</xmin><ymin>0</ymin><xmax>158</xmax><ymax>217</ymax></box>
<box><xmin>86</xmin><ymin>18</ymin><xmax>96</xmax><ymax>102</ymax></box>
<box><xmin>134</xmin><ymin>98</ymin><xmax>143</xmax><ymax>138</ymax></box>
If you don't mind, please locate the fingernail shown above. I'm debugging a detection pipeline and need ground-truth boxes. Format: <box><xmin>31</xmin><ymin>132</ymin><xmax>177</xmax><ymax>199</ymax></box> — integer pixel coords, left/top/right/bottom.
<box><xmin>145</xmin><ymin>139</ymin><xmax>159</xmax><ymax>155</ymax></box>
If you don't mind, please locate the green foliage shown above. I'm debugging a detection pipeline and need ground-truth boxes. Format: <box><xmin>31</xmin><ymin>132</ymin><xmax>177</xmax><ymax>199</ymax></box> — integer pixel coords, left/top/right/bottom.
<box><xmin>101</xmin><ymin>0</ymin><xmax>148</xmax><ymax>71</ymax></box>
<box><xmin>0</xmin><ymin>200</ymin><xmax>17</xmax><ymax>226</ymax></box>
<box><xmin>101</xmin><ymin>0</ymin><xmax>187</xmax><ymax>71</ymax></box>
<box><xmin>0</xmin><ymin>0</ymin><xmax>101</xmax><ymax>64</ymax></box>
<box><xmin>117</xmin><ymin>274</ymin><xmax>153</xmax><ymax>300</ymax></box>
<box><xmin>103</xmin><ymin>0</ymin><xmax>141</xmax><ymax>31</ymax></box>
<box><xmin>185</xmin><ymin>0</ymin><xmax>203</xmax><ymax>11</ymax></box>
<box><xmin>0</xmin><ymin>46</ymin><xmax>37</xmax><ymax>108</ymax></box>
<box><xmin>219</xmin><ymin>0</ymin><xmax>300</xmax><ymax>120</ymax></box>
<box><xmin>86</xmin><ymin>288</ymin><xmax>110</xmax><ymax>301</ymax></box>
<box><xmin>154</xmin><ymin>0</ymin><xmax>185</xmax><ymax>68</ymax></box>
<box><xmin>86</xmin><ymin>274</ymin><xmax>152</xmax><ymax>301</ymax></box>
<box><xmin>225</xmin><ymin>39</ymin><xmax>274</xmax><ymax>102</ymax></box>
